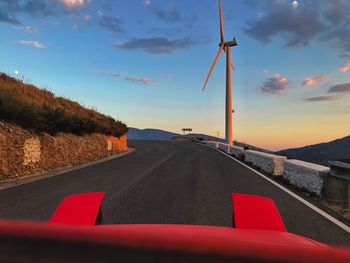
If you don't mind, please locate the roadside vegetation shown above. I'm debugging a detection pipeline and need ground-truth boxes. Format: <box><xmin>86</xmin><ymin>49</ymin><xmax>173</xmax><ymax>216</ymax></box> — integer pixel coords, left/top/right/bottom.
<box><xmin>0</xmin><ymin>73</ymin><xmax>127</xmax><ymax>137</ymax></box>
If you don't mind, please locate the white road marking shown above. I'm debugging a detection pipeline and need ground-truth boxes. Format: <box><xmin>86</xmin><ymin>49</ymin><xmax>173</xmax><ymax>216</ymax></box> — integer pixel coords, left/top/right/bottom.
<box><xmin>203</xmin><ymin>143</ymin><xmax>350</xmax><ymax>233</ymax></box>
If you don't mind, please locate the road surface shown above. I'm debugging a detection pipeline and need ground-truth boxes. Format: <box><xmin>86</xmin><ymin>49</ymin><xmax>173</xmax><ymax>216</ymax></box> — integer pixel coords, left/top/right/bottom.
<box><xmin>0</xmin><ymin>140</ymin><xmax>349</xmax><ymax>245</ymax></box>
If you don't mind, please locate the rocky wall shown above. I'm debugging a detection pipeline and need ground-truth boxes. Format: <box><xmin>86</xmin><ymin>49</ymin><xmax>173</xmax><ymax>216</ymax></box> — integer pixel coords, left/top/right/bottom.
<box><xmin>0</xmin><ymin>121</ymin><xmax>128</xmax><ymax>181</ymax></box>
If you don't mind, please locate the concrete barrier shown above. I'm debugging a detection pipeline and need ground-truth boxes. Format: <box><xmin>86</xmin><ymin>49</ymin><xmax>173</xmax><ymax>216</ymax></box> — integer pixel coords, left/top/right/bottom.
<box><xmin>230</xmin><ymin>146</ymin><xmax>245</xmax><ymax>160</ymax></box>
<box><xmin>204</xmin><ymin>141</ymin><xmax>219</xmax><ymax>148</ymax></box>
<box><xmin>207</xmin><ymin>141</ymin><xmax>245</xmax><ymax>160</ymax></box>
<box><xmin>244</xmin><ymin>150</ymin><xmax>286</xmax><ymax>176</ymax></box>
<box><xmin>283</xmin><ymin>159</ymin><xmax>330</xmax><ymax>197</ymax></box>
<box><xmin>218</xmin><ymin>142</ymin><xmax>231</xmax><ymax>153</ymax></box>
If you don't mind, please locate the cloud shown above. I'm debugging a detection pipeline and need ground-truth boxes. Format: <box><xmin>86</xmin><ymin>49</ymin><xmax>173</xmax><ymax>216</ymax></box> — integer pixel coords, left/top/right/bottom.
<box><xmin>243</xmin><ymin>0</ymin><xmax>350</xmax><ymax>56</ymax></box>
<box><xmin>340</xmin><ymin>61</ymin><xmax>350</xmax><ymax>72</ymax></box>
<box><xmin>99</xmin><ymin>15</ymin><xmax>125</xmax><ymax>33</ymax></box>
<box><xmin>16</xmin><ymin>25</ymin><xmax>38</xmax><ymax>33</ymax></box>
<box><xmin>71</xmin><ymin>13</ymin><xmax>92</xmax><ymax>29</ymax></box>
<box><xmin>149</xmin><ymin>25</ymin><xmax>192</xmax><ymax>37</ymax></box>
<box><xmin>259</xmin><ymin>76</ymin><xmax>289</xmax><ymax>95</ymax></box>
<box><xmin>59</xmin><ymin>0</ymin><xmax>88</xmax><ymax>9</ymax></box>
<box><xmin>125</xmin><ymin>76</ymin><xmax>155</xmax><ymax>85</ymax></box>
<box><xmin>320</xmin><ymin>24</ymin><xmax>350</xmax><ymax>58</ymax></box>
<box><xmin>304</xmin><ymin>82</ymin><xmax>350</xmax><ymax>102</ymax></box>
<box><xmin>19</xmin><ymin>40</ymin><xmax>46</xmax><ymax>48</ymax></box>
<box><xmin>16</xmin><ymin>0</ymin><xmax>57</xmax><ymax>17</ymax></box>
<box><xmin>0</xmin><ymin>0</ymin><xmax>89</xmax><ymax>26</ymax></box>
<box><xmin>302</xmin><ymin>75</ymin><xmax>329</xmax><ymax>86</ymax></box>
<box><xmin>323</xmin><ymin>0</ymin><xmax>350</xmax><ymax>25</ymax></box>
<box><xmin>147</xmin><ymin>3</ymin><xmax>182</xmax><ymax>23</ymax></box>
<box><xmin>244</xmin><ymin>1</ymin><xmax>325</xmax><ymax>47</ymax></box>
<box><xmin>328</xmin><ymin>83</ymin><xmax>350</xmax><ymax>94</ymax></box>
<box><xmin>115</xmin><ymin>37</ymin><xmax>195</xmax><ymax>54</ymax></box>
<box><xmin>0</xmin><ymin>9</ymin><xmax>21</xmax><ymax>25</ymax></box>
<box><xmin>84</xmin><ymin>14</ymin><xmax>91</xmax><ymax>21</ymax></box>
<box><xmin>142</xmin><ymin>0</ymin><xmax>151</xmax><ymax>6</ymax></box>
<box><xmin>101</xmin><ymin>71</ymin><xmax>155</xmax><ymax>85</ymax></box>
<box><xmin>304</xmin><ymin>95</ymin><xmax>340</xmax><ymax>102</ymax></box>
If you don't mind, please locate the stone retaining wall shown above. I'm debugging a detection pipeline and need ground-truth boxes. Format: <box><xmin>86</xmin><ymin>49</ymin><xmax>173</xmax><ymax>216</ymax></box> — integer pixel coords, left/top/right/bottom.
<box><xmin>283</xmin><ymin>159</ymin><xmax>330</xmax><ymax>196</ymax></box>
<box><xmin>0</xmin><ymin>121</ymin><xmax>128</xmax><ymax>181</ymax></box>
<box><xmin>244</xmin><ymin>150</ymin><xmax>286</xmax><ymax>176</ymax></box>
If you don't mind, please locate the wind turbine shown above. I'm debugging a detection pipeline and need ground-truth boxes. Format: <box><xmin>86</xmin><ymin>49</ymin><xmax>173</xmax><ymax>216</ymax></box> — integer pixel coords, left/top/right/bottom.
<box><xmin>201</xmin><ymin>0</ymin><xmax>237</xmax><ymax>146</ymax></box>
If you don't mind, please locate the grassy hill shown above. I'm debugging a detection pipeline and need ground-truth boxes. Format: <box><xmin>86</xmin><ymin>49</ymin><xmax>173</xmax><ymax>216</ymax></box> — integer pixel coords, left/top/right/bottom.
<box><xmin>276</xmin><ymin>136</ymin><xmax>350</xmax><ymax>166</ymax></box>
<box><xmin>0</xmin><ymin>73</ymin><xmax>127</xmax><ymax>137</ymax></box>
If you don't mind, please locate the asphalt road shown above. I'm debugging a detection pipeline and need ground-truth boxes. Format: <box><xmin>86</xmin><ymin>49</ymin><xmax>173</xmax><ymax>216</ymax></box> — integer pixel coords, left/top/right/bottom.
<box><xmin>0</xmin><ymin>140</ymin><xmax>349</xmax><ymax>245</ymax></box>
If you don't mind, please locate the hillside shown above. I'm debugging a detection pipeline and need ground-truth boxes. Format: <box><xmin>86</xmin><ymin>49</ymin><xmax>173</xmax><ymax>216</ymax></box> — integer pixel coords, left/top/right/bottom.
<box><xmin>277</xmin><ymin>136</ymin><xmax>350</xmax><ymax>166</ymax></box>
<box><xmin>127</xmin><ymin>128</ymin><xmax>179</xmax><ymax>140</ymax></box>
<box><xmin>0</xmin><ymin>73</ymin><xmax>127</xmax><ymax>136</ymax></box>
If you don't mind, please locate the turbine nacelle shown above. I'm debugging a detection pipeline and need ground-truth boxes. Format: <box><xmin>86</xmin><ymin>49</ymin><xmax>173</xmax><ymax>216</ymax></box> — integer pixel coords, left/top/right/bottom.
<box><xmin>219</xmin><ymin>38</ymin><xmax>238</xmax><ymax>47</ymax></box>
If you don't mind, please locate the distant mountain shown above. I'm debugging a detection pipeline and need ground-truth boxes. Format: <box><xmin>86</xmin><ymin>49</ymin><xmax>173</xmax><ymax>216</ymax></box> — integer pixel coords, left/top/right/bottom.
<box><xmin>127</xmin><ymin>128</ymin><xmax>272</xmax><ymax>153</ymax></box>
<box><xmin>127</xmin><ymin>128</ymin><xmax>180</xmax><ymax>140</ymax></box>
<box><xmin>180</xmin><ymin>133</ymin><xmax>272</xmax><ymax>153</ymax></box>
<box><xmin>276</xmin><ymin>136</ymin><xmax>350</xmax><ymax>166</ymax></box>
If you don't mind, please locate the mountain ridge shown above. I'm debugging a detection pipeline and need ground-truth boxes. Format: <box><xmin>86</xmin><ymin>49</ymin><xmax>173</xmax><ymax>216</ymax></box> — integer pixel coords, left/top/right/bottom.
<box><xmin>276</xmin><ymin>135</ymin><xmax>350</xmax><ymax>166</ymax></box>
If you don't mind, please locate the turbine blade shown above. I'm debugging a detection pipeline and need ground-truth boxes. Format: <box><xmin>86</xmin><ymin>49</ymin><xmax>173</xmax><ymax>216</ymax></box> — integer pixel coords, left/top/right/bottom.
<box><xmin>219</xmin><ymin>0</ymin><xmax>225</xmax><ymax>44</ymax></box>
<box><xmin>201</xmin><ymin>44</ymin><xmax>224</xmax><ymax>92</ymax></box>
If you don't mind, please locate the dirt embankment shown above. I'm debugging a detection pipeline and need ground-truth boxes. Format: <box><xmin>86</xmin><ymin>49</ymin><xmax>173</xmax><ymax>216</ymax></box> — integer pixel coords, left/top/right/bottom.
<box><xmin>0</xmin><ymin>121</ymin><xmax>128</xmax><ymax>181</ymax></box>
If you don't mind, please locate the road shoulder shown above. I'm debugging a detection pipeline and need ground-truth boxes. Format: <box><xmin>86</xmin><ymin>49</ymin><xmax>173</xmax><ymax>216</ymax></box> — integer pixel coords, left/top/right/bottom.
<box><xmin>0</xmin><ymin>147</ymin><xmax>137</xmax><ymax>191</ymax></box>
<box><xmin>198</xmin><ymin>142</ymin><xmax>350</xmax><ymax>232</ymax></box>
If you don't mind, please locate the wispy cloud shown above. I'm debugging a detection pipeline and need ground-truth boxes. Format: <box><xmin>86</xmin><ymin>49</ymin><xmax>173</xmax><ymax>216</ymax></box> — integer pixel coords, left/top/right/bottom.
<box><xmin>100</xmin><ymin>71</ymin><xmax>155</xmax><ymax>85</ymax></box>
<box><xmin>144</xmin><ymin>2</ymin><xmax>182</xmax><ymax>23</ymax></box>
<box><xmin>19</xmin><ymin>40</ymin><xmax>46</xmax><ymax>48</ymax></box>
<box><xmin>304</xmin><ymin>95</ymin><xmax>340</xmax><ymax>102</ymax></box>
<box><xmin>99</xmin><ymin>15</ymin><xmax>125</xmax><ymax>33</ymax></box>
<box><xmin>125</xmin><ymin>76</ymin><xmax>155</xmax><ymax>85</ymax></box>
<box><xmin>304</xmin><ymin>82</ymin><xmax>350</xmax><ymax>102</ymax></box>
<box><xmin>142</xmin><ymin>0</ymin><xmax>151</xmax><ymax>6</ymax></box>
<box><xmin>260</xmin><ymin>76</ymin><xmax>289</xmax><ymax>95</ymax></box>
<box><xmin>16</xmin><ymin>25</ymin><xmax>38</xmax><ymax>33</ymax></box>
<box><xmin>340</xmin><ymin>61</ymin><xmax>350</xmax><ymax>72</ymax></box>
<box><xmin>302</xmin><ymin>75</ymin><xmax>329</xmax><ymax>86</ymax></box>
<box><xmin>115</xmin><ymin>37</ymin><xmax>195</xmax><ymax>54</ymax></box>
<box><xmin>328</xmin><ymin>83</ymin><xmax>350</xmax><ymax>93</ymax></box>
<box><xmin>0</xmin><ymin>9</ymin><xmax>21</xmax><ymax>25</ymax></box>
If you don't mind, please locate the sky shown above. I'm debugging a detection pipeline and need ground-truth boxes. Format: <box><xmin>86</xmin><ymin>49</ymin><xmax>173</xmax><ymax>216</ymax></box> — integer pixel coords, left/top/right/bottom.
<box><xmin>0</xmin><ymin>0</ymin><xmax>350</xmax><ymax>151</ymax></box>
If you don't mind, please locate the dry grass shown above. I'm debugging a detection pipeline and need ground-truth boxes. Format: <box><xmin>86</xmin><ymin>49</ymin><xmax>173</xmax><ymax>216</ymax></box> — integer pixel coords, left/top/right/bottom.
<box><xmin>0</xmin><ymin>73</ymin><xmax>127</xmax><ymax>137</ymax></box>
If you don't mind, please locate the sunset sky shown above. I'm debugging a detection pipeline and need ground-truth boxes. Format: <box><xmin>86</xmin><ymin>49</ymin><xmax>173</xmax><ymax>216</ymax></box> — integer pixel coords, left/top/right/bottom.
<box><xmin>1</xmin><ymin>0</ymin><xmax>350</xmax><ymax>150</ymax></box>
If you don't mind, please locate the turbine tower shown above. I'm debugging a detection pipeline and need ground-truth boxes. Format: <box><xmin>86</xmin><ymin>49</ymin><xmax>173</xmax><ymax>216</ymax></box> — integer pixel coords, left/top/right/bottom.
<box><xmin>201</xmin><ymin>0</ymin><xmax>237</xmax><ymax>146</ymax></box>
